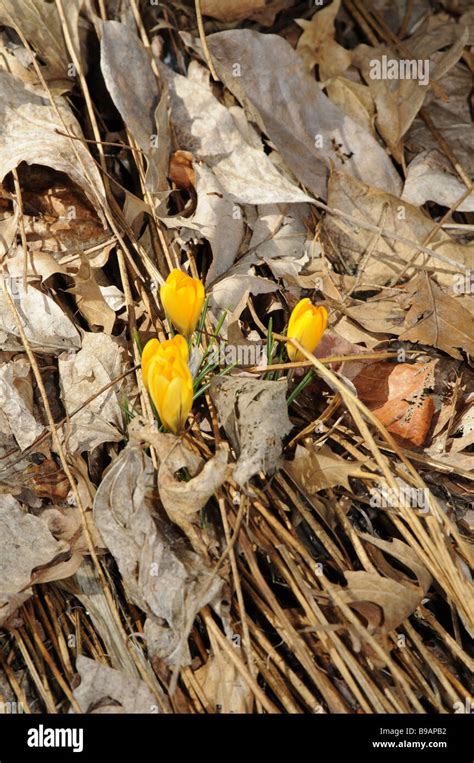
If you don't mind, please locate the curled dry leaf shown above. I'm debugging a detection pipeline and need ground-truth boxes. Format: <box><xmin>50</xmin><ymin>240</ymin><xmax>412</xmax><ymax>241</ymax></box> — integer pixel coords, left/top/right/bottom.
<box><xmin>0</xmin><ymin>71</ymin><xmax>107</xmax><ymax>221</ymax></box>
<box><xmin>0</xmin><ymin>494</ymin><xmax>72</xmax><ymax>626</ymax></box>
<box><xmin>66</xmin><ymin>261</ymin><xmax>116</xmax><ymax>334</ymax></box>
<box><xmin>207</xmin><ymin>30</ymin><xmax>402</xmax><ymax>199</ymax></box>
<box><xmin>352</xmin><ymin>360</ymin><xmax>437</xmax><ymax>447</ymax></box>
<box><xmin>130</xmin><ymin>422</ymin><xmax>231</xmax><ymax>558</ymax></box>
<box><xmin>0</xmin><ymin>281</ymin><xmax>81</xmax><ymax>353</ymax></box>
<box><xmin>210</xmin><ymin>376</ymin><xmax>292</xmax><ymax>485</ymax></box>
<box><xmin>0</xmin><ymin>357</ymin><xmax>44</xmax><ymax>450</ymax></box>
<box><xmin>360</xmin><ymin>534</ymin><xmax>432</xmax><ymax>593</ymax></box>
<box><xmin>158</xmin><ymin>59</ymin><xmax>310</xmax><ymax>205</ymax></box>
<box><xmin>93</xmin><ymin>444</ymin><xmax>224</xmax><ymax>666</ymax></box>
<box><xmin>73</xmin><ymin>655</ymin><xmax>162</xmax><ymax>714</ymax></box>
<box><xmin>58</xmin><ymin>333</ymin><xmax>125</xmax><ymax>453</ymax></box>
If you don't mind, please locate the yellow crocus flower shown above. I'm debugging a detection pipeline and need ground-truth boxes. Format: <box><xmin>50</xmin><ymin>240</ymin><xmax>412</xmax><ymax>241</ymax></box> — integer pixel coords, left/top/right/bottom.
<box><xmin>287</xmin><ymin>299</ymin><xmax>328</xmax><ymax>362</ymax></box>
<box><xmin>141</xmin><ymin>334</ymin><xmax>193</xmax><ymax>434</ymax></box>
<box><xmin>160</xmin><ymin>269</ymin><xmax>205</xmax><ymax>336</ymax></box>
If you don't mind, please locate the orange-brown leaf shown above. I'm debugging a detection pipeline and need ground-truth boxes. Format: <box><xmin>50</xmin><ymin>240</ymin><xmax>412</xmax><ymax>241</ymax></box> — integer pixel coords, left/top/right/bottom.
<box><xmin>353</xmin><ymin>361</ymin><xmax>436</xmax><ymax>447</ymax></box>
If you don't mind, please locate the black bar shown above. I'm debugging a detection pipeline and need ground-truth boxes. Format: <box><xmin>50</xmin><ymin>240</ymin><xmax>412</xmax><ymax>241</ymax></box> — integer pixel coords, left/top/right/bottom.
<box><xmin>0</xmin><ymin>713</ymin><xmax>470</xmax><ymax>761</ymax></box>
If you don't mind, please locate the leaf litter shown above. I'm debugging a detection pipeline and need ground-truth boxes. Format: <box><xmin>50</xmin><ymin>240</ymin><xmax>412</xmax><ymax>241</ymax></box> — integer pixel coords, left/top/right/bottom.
<box><xmin>0</xmin><ymin>0</ymin><xmax>472</xmax><ymax>719</ymax></box>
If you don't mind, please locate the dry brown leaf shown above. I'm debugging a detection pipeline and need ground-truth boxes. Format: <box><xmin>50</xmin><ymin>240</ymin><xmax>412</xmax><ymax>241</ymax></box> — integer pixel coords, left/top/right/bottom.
<box><xmin>158</xmin><ymin>59</ymin><xmax>310</xmax><ymax>205</ymax></box>
<box><xmin>207</xmin><ymin>30</ymin><xmax>402</xmax><ymax>200</ymax></box>
<box><xmin>93</xmin><ymin>445</ymin><xmax>224</xmax><ymax>666</ymax></box>
<box><xmin>194</xmin><ymin>631</ymin><xmax>253</xmax><ymax>713</ymax></box>
<box><xmin>209</xmin><ymin>274</ymin><xmax>278</xmax><ymax>328</ymax></box>
<box><xmin>210</xmin><ymin>376</ymin><xmax>292</xmax><ymax>485</ymax></box>
<box><xmin>0</xmin><ymin>71</ymin><xmax>106</xmax><ymax>221</ymax></box>
<box><xmin>58</xmin><ymin>333</ymin><xmax>125</xmax><ymax>453</ymax></box>
<box><xmin>398</xmin><ymin>273</ymin><xmax>474</xmax><ymax>360</ymax></box>
<box><xmin>321</xmin><ymin>169</ymin><xmax>473</xmax><ymax>287</ymax></box>
<box><xmin>168</xmin><ymin>150</ymin><xmax>196</xmax><ymax>191</ymax></box>
<box><xmin>40</xmin><ymin>504</ymin><xmax>104</xmax><ymax>556</ymax></box>
<box><xmin>100</xmin><ymin>21</ymin><xmax>159</xmax><ymax>154</ymax></box>
<box><xmin>353</xmin><ymin>360</ymin><xmax>436</xmax><ymax>447</ymax></box>
<box><xmin>407</xmin><ymin>62</ymin><xmax>473</xmax><ymax>189</ymax></box>
<box><xmin>167</xmin><ymin>163</ymin><xmax>244</xmax><ymax>286</ymax></box>
<box><xmin>0</xmin><ymin>357</ymin><xmax>44</xmax><ymax>450</ymax></box>
<box><xmin>20</xmin><ymin>458</ymin><xmax>69</xmax><ymax>502</ymax></box>
<box><xmin>19</xmin><ymin>166</ymin><xmax>110</xmax><ymax>256</ymax></box>
<box><xmin>0</xmin><ymin>494</ymin><xmax>71</xmax><ymax>626</ymax></box>
<box><xmin>0</xmin><ymin>281</ymin><xmax>81</xmax><ymax>353</ymax></box>
<box><xmin>337</xmin><ymin>534</ymin><xmax>431</xmax><ymax>659</ymax></box>
<box><xmin>325</xmin><ymin>77</ymin><xmax>375</xmax><ymax>135</ymax></box>
<box><xmin>296</xmin><ymin>0</ymin><xmax>352</xmax><ymax>79</ymax></box>
<box><xmin>403</xmin><ymin>149</ymin><xmax>474</xmax><ymax>213</ymax></box>
<box><xmin>353</xmin><ymin>26</ymin><xmax>468</xmax><ymax>162</ymax></box>
<box><xmin>66</xmin><ymin>261</ymin><xmax>116</xmax><ymax>334</ymax></box>
<box><xmin>73</xmin><ymin>656</ymin><xmax>163</xmax><ymax>713</ymax></box>
<box><xmin>449</xmin><ymin>401</ymin><xmax>474</xmax><ymax>453</ymax></box>
<box><xmin>0</xmin><ymin>0</ymin><xmax>81</xmax><ymax>80</ymax></box>
<box><xmin>359</xmin><ymin>534</ymin><xmax>432</xmax><ymax>593</ymax></box>
<box><xmin>344</xmin><ymin>297</ymin><xmax>405</xmax><ymax>335</ymax></box>
<box><xmin>200</xmin><ymin>0</ymin><xmax>266</xmax><ymax>22</ymax></box>
<box><xmin>341</xmin><ymin>572</ymin><xmax>425</xmax><ymax>634</ymax></box>
<box><xmin>284</xmin><ymin>443</ymin><xmax>368</xmax><ymax>493</ymax></box>
<box><xmin>130</xmin><ymin>423</ymin><xmax>231</xmax><ymax>559</ymax></box>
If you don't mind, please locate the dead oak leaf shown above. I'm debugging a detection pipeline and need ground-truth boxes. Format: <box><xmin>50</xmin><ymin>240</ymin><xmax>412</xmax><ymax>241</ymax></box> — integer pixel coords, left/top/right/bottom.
<box><xmin>340</xmin><ymin>571</ymin><xmax>425</xmax><ymax>634</ymax></box>
<box><xmin>337</xmin><ymin>533</ymin><xmax>431</xmax><ymax>655</ymax></box>
<box><xmin>284</xmin><ymin>443</ymin><xmax>368</xmax><ymax>493</ymax></box>
<box><xmin>399</xmin><ymin>273</ymin><xmax>474</xmax><ymax>360</ymax></box>
<box><xmin>296</xmin><ymin>0</ymin><xmax>352</xmax><ymax>79</ymax></box>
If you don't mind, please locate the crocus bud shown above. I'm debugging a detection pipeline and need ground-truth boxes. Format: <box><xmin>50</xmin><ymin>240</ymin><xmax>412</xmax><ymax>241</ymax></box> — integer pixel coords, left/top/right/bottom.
<box><xmin>141</xmin><ymin>335</ymin><xmax>193</xmax><ymax>434</ymax></box>
<box><xmin>287</xmin><ymin>299</ymin><xmax>328</xmax><ymax>362</ymax></box>
<box><xmin>160</xmin><ymin>269</ymin><xmax>205</xmax><ymax>336</ymax></box>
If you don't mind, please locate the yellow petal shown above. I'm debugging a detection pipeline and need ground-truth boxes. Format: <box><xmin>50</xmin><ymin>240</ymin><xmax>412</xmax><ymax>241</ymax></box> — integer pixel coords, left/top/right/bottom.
<box><xmin>189</xmin><ymin>279</ymin><xmax>205</xmax><ymax>333</ymax></box>
<box><xmin>172</xmin><ymin>334</ymin><xmax>189</xmax><ymax>362</ymax></box>
<box><xmin>161</xmin><ymin>375</ymin><xmax>193</xmax><ymax>433</ymax></box>
<box><xmin>288</xmin><ymin>298</ymin><xmax>311</xmax><ymax>336</ymax></box>
<box><xmin>141</xmin><ymin>338</ymin><xmax>160</xmax><ymax>388</ymax></box>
